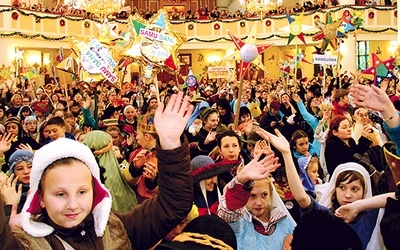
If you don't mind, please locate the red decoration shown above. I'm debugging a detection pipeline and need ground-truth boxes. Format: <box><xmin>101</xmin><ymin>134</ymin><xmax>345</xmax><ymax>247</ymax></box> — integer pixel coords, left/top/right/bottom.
<box><xmin>59</xmin><ymin>19</ymin><xmax>65</xmax><ymax>27</ymax></box>
<box><xmin>214</xmin><ymin>23</ymin><xmax>220</xmax><ymax>30</ymax></box>
<box><xmin>265</xmin><ymin>20</ymin><xmax>271</xmax><ymax>26</ymax></box>
<box><xmin>369</xmin><ymin>12</ymin><xmax>375</xmax><ymax>19</ymax></box>
<box><xmin>343</xmin><ymin>10</ymin><xmax>350</xmax><ymax>17</ymax></box>
<box><xmin>12</xmin><ymin>12</ymin><xmax>18</xmax><ymax>20</ymax></box>
<box><xmin>395</xmin><ymin>11</ymin><xmax>397</xmax><ymax>17</ymax></box>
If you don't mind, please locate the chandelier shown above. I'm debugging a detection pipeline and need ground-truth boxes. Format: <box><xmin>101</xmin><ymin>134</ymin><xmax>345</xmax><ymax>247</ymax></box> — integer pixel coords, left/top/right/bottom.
<box><xmin>239</xmin><ymin>0</ymin><xmax>282</xmax><ymax>16</ymax></box>
<box><xmin>69</xmin><ymin>0</ymin><xmax>125</xmax><ymax>19</ymax></box>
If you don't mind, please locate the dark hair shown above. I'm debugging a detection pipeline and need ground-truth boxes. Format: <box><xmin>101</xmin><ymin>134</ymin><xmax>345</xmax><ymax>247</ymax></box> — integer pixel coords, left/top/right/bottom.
<box><xmin>290</xmin><ymin>130</ymin><xmax>308</xmax><ymax>148</ymax></box>
<box><xmin>334</xmin><ymin>89</ymin><xmax>349</xmax><ymax>102</ymax></box>
<box><xmin>330</xmin><ymin>170</ymin><xmax>365</xmax><ymax>211</ymax></box>
<box><xmin>217</xmin><ymin>130</ymin><xmax>242</xmax><ymax>148</ymax></box>
<box><xmin>239</xmin><ymin>106</ymin><xmax>251</xmax><ymax>119</ymax></box>
<box><xmin>46</xmin><ymin>116</ymin><xmax>66</xmax><ymax>127</ymax></box>
<box><xmin>327</xmin><ymin>115</ymin><xmax>349</xmax><ymax>140</ymax></box>
<box><xmin>291</xmin><ymin>209</ymin><xmax>362</xmax><ymax>250</ymax></box>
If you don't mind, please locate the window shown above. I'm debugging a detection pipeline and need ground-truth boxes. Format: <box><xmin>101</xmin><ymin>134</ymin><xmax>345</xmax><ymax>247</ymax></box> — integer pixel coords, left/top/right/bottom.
<box><xmin>356</xmin><ymin>41</ymin><xmax>369</xmax><ymax>70</ymax></box>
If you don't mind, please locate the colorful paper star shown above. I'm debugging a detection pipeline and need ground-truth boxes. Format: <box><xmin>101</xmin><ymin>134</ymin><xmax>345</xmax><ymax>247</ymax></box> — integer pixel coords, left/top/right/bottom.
<box><xmin>363</xmin><ymin>53</ymin><xmax>397</xmax><ymax>86</ymax></box>
<box><xmin>0</xmin><ymin>64</ymin><xmax>13</xmax><ymax>80</ymax></box>
<box><xmin>286</xmin><ymin>13</ymin><xmax>307</xmax><ymax>45</ymax></box>
<box><xmin>313</xmin><ymin>12</ymin><xmax>343</xmax><ymax>52</ymax></box>
<box><xmin>224</xmin><ymin>23</ymin><xmax>272</xmax><ymax>79</ymax></box>
<box><xmin>95</xmin><ymin>19</ymin><xmax>118</xmax><ymax>44</ymax></box>
<box><xmin>285</xmin><ymin>50</ymin><xmax>311</xmax><ymax>69</ymax></box>
<box><xmin>124</xmin><ymin>10</ymin><xmax>186</xmax><ymax>73</ymax></box>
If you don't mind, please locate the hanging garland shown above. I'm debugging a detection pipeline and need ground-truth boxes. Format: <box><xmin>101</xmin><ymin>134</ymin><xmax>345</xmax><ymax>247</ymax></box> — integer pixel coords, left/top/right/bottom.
<box><xmin>1</xmin><ymin>5</ymin><xmax>396</xmax><ymax>24</ymax></box>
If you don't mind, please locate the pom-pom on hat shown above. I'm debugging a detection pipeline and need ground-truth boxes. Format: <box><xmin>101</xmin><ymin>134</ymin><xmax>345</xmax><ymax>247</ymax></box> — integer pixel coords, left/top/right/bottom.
<box><xmin>8</xmin><ymin>149</ymin><xmax>34</xmax><ymax>174</ymax></box>
<box><xmin>20</xmin><ymin>138</ymin><xmax>112</xmax><ymax>238</ymax></box>
<box><xmin>191</xmin><ymin>155</ymin><xmax>237</xmax><ymax>183</ymax></box>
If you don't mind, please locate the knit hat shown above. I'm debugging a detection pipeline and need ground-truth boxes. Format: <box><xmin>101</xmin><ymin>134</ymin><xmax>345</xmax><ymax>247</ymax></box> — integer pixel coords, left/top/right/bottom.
<box><xmin>8</xmin><ymin>149</ymin><xmax>34</xmax><ymax>174</ymax></box>
<box><xmin>20</xmin><ymin>138</ymin><xmax>112</xmax><ymax>238</ymax></box>
<box><xmin>24</xmin><ymin>115</ymin><xmax>37</xmax><ymax>123</ymax></box>
<box><xmin>32</xmin><ymin>101</ymin><xmax>49</xmax><ymax>114</ymax></box>
<box><xmin>270</xmin><ymin>100</ymin><xmax>281</xmax><ymax>110</ymax></box>
<box><xmin>137</xmin><ymin>113</ymin><xmax>156</xmax><ymax>134</ymax></box>
<box><xmin>4</xmin><ymin>116</ymin><xmax>21</xmax><ymax>127</ymax></box>
<box><xmin>199</xmin><ymin>107</ymin><xmax>217</xmax><ymax>121</ymax></box>
<box><xmin>156</xmin><ymin>215</ymin><xmax>237</xmax><ymax>250</ymax></box>
<box><xmin>191</xmin><ymin>155</ymin><xmax>237</xmax><ymax>183</ymax></box>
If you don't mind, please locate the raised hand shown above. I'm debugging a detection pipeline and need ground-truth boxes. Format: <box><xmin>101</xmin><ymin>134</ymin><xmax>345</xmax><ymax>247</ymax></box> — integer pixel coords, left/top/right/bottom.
<box><xmin>292</xmin><ymin>94</ymin><xmax>301</xmax><ymax>103</ymax></box>
<box><xmin>154</xmin><ymin>92</ymin><xmax>194</xmax><ymax>150</ymax></box>
<box><xmin>17</xmin><ymin>143</ymin><xmax>33</xmax><ymax>154</ymax></box>
<box><xmin>204</xmin><ymin>131</ymin><xmax>217</xmax><ymax>145</ymax></box>
<box><xmin>349</xmin><ymin>84</ymin><xmax>391</xmax><ymax>113</ymax></box>
<box><xmin>0</xmin><ymin>133</ymin><xmax>13</xmax><ymax>155</ymax></box>
<box><xmin>237</xmin><ymin>151</ymin><xmax>280</xmax><ymax>184</ymax></box>
<box><xmin>256</xmin><ymin>128</ymin><xmax>290</xmax><ymax>154</ymax></box>
<box><xmin>0</xmin><ymin>174</ymin><xmax>22</xmax><ymax>205</ymax></box>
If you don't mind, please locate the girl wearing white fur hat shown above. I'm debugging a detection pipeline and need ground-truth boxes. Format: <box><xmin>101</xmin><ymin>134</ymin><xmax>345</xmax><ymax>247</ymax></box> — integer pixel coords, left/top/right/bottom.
<box><xmin>0</xmin><ymin>92</ymin><xmax>195</xmax><ymax>249</ymax></box>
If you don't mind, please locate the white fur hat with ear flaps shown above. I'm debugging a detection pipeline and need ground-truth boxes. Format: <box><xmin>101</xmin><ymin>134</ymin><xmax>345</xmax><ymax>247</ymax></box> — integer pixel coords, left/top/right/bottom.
<box><xmin>20</xmin><ymin>138</ymin><xmax>112</xmax><ymax>238</ymax></box>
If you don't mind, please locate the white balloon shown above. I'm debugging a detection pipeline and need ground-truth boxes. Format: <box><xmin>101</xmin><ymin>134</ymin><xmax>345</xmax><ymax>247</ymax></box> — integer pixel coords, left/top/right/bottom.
<box><xmin>240</xmin><ymin>43</ymin><xmax>258</xmax><ymax>63</ymax></box>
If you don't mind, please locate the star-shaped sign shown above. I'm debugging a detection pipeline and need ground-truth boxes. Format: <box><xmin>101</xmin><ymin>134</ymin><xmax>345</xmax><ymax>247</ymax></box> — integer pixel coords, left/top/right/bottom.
<box><xmin>124</xmin><ymin>10</ymin><xmax>186</xmax><ymax>73</ymax></box>
<box><xmin>95</xmin><ymin>19</ymin><xmax>118</xmax><ymax>44</ymax></box>
<box><xmin>286</xmin><ymin>13</ymin><xmax>307</xmax><ymax>45</ymax></box>
<box><xmin>285</xmin><ymin>50</ymin><xmax>311</xmax><ymax>69</ymax></box>
<box><xmin>224</xmin><ymin>23</ymin><xmax>272</xmax><ymax>79</ymax></box>
<box><xmin>15</xmin><ymin>48</ymin><xmax>25</xmax><ymax>62</ymax></box>
<box><xmin>0</xmin><ymin>64</ymin><xmax>13</xmax><ymax>80</ymax></box>
<box><xmin>313</xmin><ymin>12</ymin><xmax>343</xmax><ymax>52</ymax></box>
<box><xmin>363</xmin><ymin>53</ymin><xmax>396</xmax><ymax>85</ymax></box>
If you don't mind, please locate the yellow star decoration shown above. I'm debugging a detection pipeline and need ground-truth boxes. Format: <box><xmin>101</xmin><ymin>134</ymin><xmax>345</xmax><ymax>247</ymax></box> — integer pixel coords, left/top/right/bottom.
<box><xmin>313</xmin><ymin>12</ymin><xmax>343</xmax><ymax>52</ymax></box>
<box><xmin>0</xmin><ymin>64</ymin><xmax>13</xmax><ymax>80</ymax></box>
<box><xmin>123</xmin><ymin>10</ymin><xmax>186</xmax><ymax>77</ymax></box>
